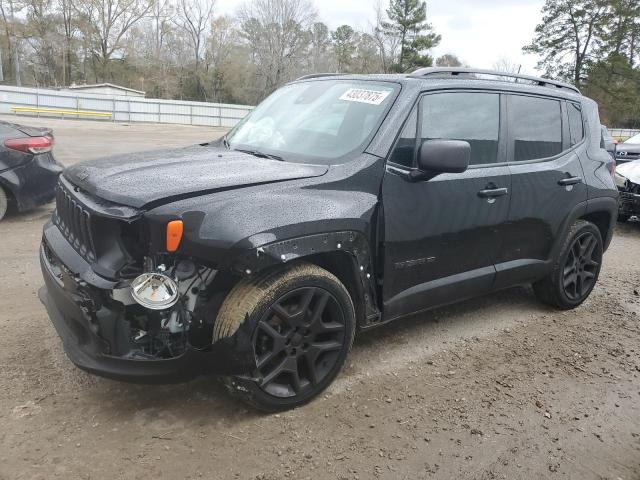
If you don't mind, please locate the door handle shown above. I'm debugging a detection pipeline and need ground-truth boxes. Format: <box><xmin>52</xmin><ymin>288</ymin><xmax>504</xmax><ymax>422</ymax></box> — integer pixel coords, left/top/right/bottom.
<box><xmin>558</xmin><ymin>176</ymin><xmax>583</xmax><ymax>186</ymax></box>
<box><xmin>478</xmin><ymin>187</ymin><xmax>509</xmax><ymax>198</ymax></box>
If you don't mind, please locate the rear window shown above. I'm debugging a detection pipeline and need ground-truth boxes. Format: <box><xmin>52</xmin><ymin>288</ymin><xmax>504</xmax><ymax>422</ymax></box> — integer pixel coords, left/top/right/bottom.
<box><xmin>509</xmin><ymin>95</ymin><xmax>562</xmax><ymax>161</ymax></box>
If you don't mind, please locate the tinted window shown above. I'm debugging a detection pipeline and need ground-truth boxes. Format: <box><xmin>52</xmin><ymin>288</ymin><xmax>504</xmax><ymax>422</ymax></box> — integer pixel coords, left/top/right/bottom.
<box><xmin>420</xmin><ymin>92</ymin><xmax>500</xmax><ymax>165</ymax></box>
<box><xmin>389</xmin><ymin>108</ymin><xmax>417</xmax><ymax>167</ymax></box>
<box><xmin>568</xmin><ymin>102</ymin><xmax>584</xmax><ymax>145</ymax></box>
<box><xmin>510</xmin><ymin>96</ymin><xmax>562</xmax><ymax>161</ymax></box>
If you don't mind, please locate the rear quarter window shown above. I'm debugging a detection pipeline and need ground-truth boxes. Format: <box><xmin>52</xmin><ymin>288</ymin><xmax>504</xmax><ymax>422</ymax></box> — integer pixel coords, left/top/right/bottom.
<box><xmin>568</xmin><ymin>102</ymin><xmax>584</xmax><ymax>146</ymax></box>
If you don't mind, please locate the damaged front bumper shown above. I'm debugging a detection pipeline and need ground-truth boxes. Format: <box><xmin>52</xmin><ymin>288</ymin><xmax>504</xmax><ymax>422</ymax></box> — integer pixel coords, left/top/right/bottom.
<box><xmin>39</xmin><ymin>223</ymin><xmax>254</xmax><ymax>383</ymax></box>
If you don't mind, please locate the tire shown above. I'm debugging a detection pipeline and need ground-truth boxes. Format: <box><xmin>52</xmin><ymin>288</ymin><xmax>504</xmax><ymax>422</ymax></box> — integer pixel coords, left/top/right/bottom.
<box><xmin>617</xmin><ymin>213</ymin><xmax>630</xmax><ymax>223</ymax></box>
<box><xmin>0</xmin><ymin>186</ymin><xmax>8</xmax><ymax>222</ymax></box>
<box><xmin>533</xmin><ymin>220</ymin><xmax>603</xmax><ymax>310</ymax></box>
<box><xmin>214</xmin><ymin>262</ymin><xmax>356</xmax><ymax>412</ymax></box>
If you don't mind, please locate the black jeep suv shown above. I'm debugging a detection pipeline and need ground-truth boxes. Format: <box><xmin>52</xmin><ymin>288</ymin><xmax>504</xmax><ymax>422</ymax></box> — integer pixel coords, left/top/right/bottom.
<box><xmin>40</xmin><ymin>68</ymin><xmax>618</xmax><ymax>411</ymax></box>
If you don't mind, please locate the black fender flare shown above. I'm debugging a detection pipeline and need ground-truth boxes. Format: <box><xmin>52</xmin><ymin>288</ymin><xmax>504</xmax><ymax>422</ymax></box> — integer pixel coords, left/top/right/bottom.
<box><xmin>549</xmin><ymin>197</ymin><xmax>617</xmax><ymax>262</ymax></box>
<box><xmin>231</xmin><ymin>231</ymin><xmax>381</xmax><ymax>327</ymax></box>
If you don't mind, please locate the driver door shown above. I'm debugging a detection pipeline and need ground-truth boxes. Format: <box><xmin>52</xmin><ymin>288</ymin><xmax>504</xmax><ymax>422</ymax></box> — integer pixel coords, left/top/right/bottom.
<box><xmin>381</xmin><ymin>91</ymin><xmax>511</xmax><ymax>321</ymax></box>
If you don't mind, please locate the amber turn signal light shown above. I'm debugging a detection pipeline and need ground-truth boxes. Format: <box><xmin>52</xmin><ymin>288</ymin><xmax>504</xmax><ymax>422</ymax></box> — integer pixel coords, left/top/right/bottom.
<box><xmin>166</xmin><ymin>220</ymin><xmax>184</xmax><ymax>252</ymax></box>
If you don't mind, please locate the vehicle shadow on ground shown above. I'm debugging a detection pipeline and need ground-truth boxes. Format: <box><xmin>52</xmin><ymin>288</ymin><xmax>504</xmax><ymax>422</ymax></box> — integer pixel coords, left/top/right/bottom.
<box><xmin>79</xmin><ymin>285</ymin><xmax>550</xmax><ymax>424</ymax></box>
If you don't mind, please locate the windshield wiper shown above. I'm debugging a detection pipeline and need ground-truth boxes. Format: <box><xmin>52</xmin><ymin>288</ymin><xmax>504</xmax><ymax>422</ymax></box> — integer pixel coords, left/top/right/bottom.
<box><xmin>233</xmin><ymin>148</ymin><xmax>284</xmax><ymax>162</ymax></box>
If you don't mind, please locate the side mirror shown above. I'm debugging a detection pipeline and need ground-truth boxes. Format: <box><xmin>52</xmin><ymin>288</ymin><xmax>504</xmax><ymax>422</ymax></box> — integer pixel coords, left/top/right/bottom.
<box><xmin>417</xmin><ymin>140</ymin><xmax>470</xmax><ymax>174</ymax></box>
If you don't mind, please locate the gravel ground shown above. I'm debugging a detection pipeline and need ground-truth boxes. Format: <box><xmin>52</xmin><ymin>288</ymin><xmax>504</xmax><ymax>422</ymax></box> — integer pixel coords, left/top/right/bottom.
<box><xmin>0</xmin><ymin>117</ymin><xmax>639</xmax><ymax>480</ymax></box>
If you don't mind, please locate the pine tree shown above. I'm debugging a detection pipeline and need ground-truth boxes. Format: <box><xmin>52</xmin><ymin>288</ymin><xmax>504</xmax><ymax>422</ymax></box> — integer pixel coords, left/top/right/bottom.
<box><xmin>332</xmin><ymin>25</ymin><xmax>357</xmax><ymax>73</ymax></box>
<box><xmin>523</xmin><ymin>0</ymin><xmax>611</xmax><ymax>86</ymax></box>
<box><xmin>382</xmin><ymin>0</ymin><xmax>440</xmax><ymax>72</ymax></box>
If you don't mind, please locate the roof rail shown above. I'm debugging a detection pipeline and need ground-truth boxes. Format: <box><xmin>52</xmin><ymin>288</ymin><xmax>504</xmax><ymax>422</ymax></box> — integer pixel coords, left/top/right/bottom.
<box><xmin>409</xmin><ymin>67</ymin><xmax>581</xmax><ymax>94</ymax></box>
<box><xmin>296</xmin><ymin>73</ymin><xmax>344</xmax><ymax>81</ymax></box>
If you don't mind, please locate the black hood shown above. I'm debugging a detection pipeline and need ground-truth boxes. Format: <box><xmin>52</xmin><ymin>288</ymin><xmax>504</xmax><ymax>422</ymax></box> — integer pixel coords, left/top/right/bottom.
<box><xmin>64</xmin><ymin>145</ymin><xmax>328</xmax><ymax>208</ymax></box>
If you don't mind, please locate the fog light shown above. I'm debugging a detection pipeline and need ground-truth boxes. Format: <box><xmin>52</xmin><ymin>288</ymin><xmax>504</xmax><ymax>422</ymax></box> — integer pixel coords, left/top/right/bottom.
<box><xmin>131</xmin><ymin>272</ymin><xmax>179</xmax><ymax>310</ymax></box>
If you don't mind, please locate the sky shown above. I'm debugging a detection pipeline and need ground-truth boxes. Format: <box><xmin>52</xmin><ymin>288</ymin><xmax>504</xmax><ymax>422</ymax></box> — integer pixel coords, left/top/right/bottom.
<box><xmin>216</xmin><ymin>0</ymin><xmax>547</xmax><ymax>74</ymax></box>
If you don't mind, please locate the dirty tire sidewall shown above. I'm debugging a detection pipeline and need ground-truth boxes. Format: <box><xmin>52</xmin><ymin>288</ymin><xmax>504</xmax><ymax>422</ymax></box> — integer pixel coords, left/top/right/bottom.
<box><xmin>215</xmin><ymin>262</ymin><xmax>356</xmax><ymax>412</ymax></box>
<box><xmin>533</xmin><ymin>220</ymin><xmax>603</xmax><ymax>310</ymax></box>
<box><xmin>0</xmin><ymin>186</ymin><xmax>7</xmax><ymax>222</ymax></box>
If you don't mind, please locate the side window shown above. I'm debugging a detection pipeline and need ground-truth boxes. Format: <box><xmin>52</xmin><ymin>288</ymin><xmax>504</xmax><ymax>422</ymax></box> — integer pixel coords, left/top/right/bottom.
<box><xmin>568</xmin><ymin>102</ymin><xmax>584</xmax><ymax>146</ymax></box>
<box><xmin>389</xmin><ymin>107</ymin><xmax>418</xmax><ymax>167</ymax></box>
<box><xmin>420</xmin><ymin>92</ymin><xmax>500</xmax><ymax>165</ymax></box>
<box><xmin>509</xmin><ymin>95</ymin><xmax>562</xmax><ymax>161</ymax></box>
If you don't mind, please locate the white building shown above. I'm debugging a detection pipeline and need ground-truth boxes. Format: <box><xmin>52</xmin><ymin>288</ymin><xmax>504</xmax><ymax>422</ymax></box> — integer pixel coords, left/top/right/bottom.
<box><xmin>61</xmin><ymin>83</ymin><xmax>145</xmax><ymax>98</ymax></box>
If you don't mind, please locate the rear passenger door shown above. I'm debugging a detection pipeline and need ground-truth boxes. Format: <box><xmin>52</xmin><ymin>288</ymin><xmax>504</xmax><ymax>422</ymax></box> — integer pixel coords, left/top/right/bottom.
<box><xmin>494</xmin><ymin>94</ymin><xmax>588</xmax><ymax>289</ymax></box>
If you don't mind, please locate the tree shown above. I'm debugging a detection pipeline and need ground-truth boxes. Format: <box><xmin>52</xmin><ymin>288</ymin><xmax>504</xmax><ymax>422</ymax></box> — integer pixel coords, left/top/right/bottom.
<box><xmin>206</xmin><ymin>15</ymin><xmax>237</xmax><ymax>101</ymax></box>
<box><xmin>74</xmin><ymin>0</ymin><xmax>154</xmax><ymax>81</ymax></box>
<box><xmin>332</xmin><ymin>24</ymin><xmax>356</xmax><ymax>72</ymax></box>
<box><xmin>174</xmin><ymin>0</ymin><xmax>215</xmax><ymax>98</ymax></box>
<box><xmin>382</xmin><ymin>0</ymin><xmax>440</xmax><ymax>72</ymax></box>
<box><xmin>308</xmin><ymin>22</ymin><xmax>330</xmax><ymax>72</ymax></box>
<box><xmin>436</xmin><ymin>53</ymin><xmax>462</xmax><ymax>67</ymax></box>
<box><xmin>493</xmin><ymin>57</ymin><xmax>521</xmax><ymax>73</ymax></box>
<box><xmin>238</xmin><ymin>0</ymin><xmax>316</xmax><ymax>101</ymax></box>
<box><xmin>597</xmin><ymin>0</ymin><xmax>640</xmax><ymax>67</ymax></box>
<box><xmin>59</xmin><ymin>0</ymin><xmax>77</xmax><ymax>85</ymax></box>
<box><xmin>523</xmin><ymin>0</ymin><xmax>611</xmax><ymax>86</ymax></box>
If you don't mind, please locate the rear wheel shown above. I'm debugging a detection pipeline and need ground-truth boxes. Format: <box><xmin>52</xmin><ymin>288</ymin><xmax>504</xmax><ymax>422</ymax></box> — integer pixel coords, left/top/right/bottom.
<box><xmin>617</xmin><ymin>213</ymin><xmax>631</xmax><ymax>222</ymax></box>
<box><xmin>214</xmin><ymin>262</ymin><xmax>355</xmax><ymax>412</ymax></box>
<box><xmin>533</xmin><ymin>220</ymin><xmax>603</xmax><ymax>310</ymax></box>
<box><xmin>0</xmin><ymin>186</ymin><xmax>8</xmax><ymax>222</ymax></box>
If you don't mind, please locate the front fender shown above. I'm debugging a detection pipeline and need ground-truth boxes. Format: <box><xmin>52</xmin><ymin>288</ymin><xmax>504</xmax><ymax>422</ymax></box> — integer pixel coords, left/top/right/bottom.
<box><xmin>232</xmin><ymin>230</ymin><xmax>381</xmax><ymax>325</ymax></box>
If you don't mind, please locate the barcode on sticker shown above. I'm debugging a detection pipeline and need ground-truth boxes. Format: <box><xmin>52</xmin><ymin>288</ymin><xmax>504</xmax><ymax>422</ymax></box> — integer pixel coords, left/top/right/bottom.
<box><xmin>339</xmin><ymin>88</ymin><xmax>391</xmax><ymax>105</ymax></box>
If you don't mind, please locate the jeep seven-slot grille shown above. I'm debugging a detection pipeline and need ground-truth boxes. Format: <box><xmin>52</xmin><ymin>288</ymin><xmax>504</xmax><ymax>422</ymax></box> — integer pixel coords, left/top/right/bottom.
<box><xmin>54</xmin><ymin>182</ymin><xmax>96</xmax><ymax>262</ymax></box>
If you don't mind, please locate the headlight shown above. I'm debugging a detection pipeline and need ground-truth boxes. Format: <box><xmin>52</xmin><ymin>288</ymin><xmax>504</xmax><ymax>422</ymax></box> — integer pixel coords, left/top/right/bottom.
<box><xmin>131</xmin><ymin>272</ymin><xmax>179</xmax><ymax>310</ymax></box>
<box><xmin>614</xmin><ymin>172</ymin><xmax>628</xmax><ymax>189</ymax></box>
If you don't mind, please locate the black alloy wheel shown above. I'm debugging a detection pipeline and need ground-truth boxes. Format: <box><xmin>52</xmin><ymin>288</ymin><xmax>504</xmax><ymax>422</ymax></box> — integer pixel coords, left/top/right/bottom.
<box><xmin>561</xmin><ymin>231</ymin><xmax>601</xmax><ymax>302</ymax></box>
<box><xmin>254</xmin><ymin>287</ymin><xmax>346</xmax><ymax>398</ymax></box>
<box><xmin>533</xmin><ymin>220</ymin><xmax>603</xmax><ymax>310</ymax></box>
<box><xmin>214</xmin><ymin>262</ymin><xmax>355</xmax><ymax>411</ymax></box>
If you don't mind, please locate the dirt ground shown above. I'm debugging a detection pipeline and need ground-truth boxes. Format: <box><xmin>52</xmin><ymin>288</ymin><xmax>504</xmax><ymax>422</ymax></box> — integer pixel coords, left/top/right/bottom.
<box><xmin>1</xmin><ymin>116</ymin><xmax>640</xmax><ymax>480</ymax></box>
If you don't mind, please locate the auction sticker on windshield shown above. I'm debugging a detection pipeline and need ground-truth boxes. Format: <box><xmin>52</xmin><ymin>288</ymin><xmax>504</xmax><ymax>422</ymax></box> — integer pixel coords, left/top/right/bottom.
<box><xmin>340</xmin><ymin>88</ymin><xmax>391</xmax><ymax>105</ymax></box>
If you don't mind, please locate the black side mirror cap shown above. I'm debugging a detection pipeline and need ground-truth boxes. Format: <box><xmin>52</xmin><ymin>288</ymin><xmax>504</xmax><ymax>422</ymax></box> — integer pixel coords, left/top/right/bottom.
<box><xmin>417</xmin><ymin>139</ymin><xmax>471</xmax><ymax>174</ymax></box>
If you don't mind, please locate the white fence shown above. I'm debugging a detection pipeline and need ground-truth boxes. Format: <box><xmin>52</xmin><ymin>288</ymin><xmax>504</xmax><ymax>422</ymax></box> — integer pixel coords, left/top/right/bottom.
<box><xmin>609</xmin><ymin>128</ymin><xmax>640</xmax><ymax>139</ymax></box>
<box><xmin>0</xmin><ymin>85</ymin><xmax>253</xmax><ymax>127</ymax></box>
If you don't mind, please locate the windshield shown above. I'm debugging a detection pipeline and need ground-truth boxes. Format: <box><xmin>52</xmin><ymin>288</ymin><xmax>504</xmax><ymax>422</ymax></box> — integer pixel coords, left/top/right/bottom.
<box><xmin>625</xmin><ymin>133</ymin><xmax>640</xmax><ymax>144</ymax></box>
<box><xmin>226</xmin><ymin>80</ymin><xmax>398</xmax><ymax>164</ymax></box>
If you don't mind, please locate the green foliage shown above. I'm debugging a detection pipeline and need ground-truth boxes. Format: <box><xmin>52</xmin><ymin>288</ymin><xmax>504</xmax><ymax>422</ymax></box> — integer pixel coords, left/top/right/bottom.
<box><xmin>584</xmin><ymin>56</ymin><xmax>640</xmax><ymax>127</ymax></box>
<box><xmin>382</xmin><ymin>0</ymin><xmax>440</xmax><ymax>72</ymax></box>
<box><xmin>526</xmin><ymin>0</ymin><xmax>640</xmax><ymax>126</ymax></box>
<box><xmin>332</xmin><ymin>25</ymin><xmax>356</xmax><ymax>72</ymax></box>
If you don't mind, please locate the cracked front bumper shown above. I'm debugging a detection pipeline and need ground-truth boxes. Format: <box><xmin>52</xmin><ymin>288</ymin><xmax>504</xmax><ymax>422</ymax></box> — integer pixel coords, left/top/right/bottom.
<box><xmin>39</xmin><ymin>225</ymin><xmax>255</xmax><ymax>383</ymax></box>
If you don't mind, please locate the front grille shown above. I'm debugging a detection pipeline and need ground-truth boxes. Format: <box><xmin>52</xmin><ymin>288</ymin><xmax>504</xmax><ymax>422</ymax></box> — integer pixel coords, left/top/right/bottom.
<box><xmin>54</xmin><ymin>182</ymin><xmax>96</xmax><ymax>262</ymax></box>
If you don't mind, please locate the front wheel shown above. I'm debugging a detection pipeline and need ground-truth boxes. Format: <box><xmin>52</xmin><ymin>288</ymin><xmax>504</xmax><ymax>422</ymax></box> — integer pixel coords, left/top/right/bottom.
<box><xmin>214</xmin><ymin>262</ymin><xmax>356</xmax><ymax>412</ymax></box>
<box><xmin>533</xmin><ymin>220</ymin><xmax>603</xmax><ymax>310</ymax></box>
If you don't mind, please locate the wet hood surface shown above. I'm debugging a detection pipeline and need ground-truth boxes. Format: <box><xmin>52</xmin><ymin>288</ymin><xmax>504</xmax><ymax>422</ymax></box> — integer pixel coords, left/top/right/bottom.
<box><xmin>64</xmin><ymin>145</ymin><xmax>328</xmax><ymax>208</ymax></box>
<box><xmin>617</xmin><ymin>160</ymin><xmax>640</xmax><ymax>184</ymax></box>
